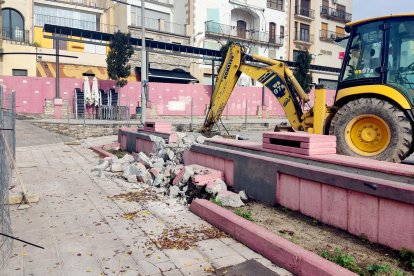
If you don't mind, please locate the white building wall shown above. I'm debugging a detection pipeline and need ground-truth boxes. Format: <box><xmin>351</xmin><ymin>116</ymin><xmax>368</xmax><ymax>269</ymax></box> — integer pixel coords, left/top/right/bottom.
<box><xmin>193</xmin><ymin>0</ymin><xmax>288</xmax><ymax>85</ymax></box>
<box><xmin>312</xmin><ymin>0</ymin><xmax>352</xmax><ymax>82</ymax></box>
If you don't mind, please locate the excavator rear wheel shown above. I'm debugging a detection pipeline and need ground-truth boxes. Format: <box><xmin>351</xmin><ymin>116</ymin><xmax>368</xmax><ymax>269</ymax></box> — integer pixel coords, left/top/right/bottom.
<box><xmin>329</xmin><ymin>98</ymin><xmax>412</xmax><ymax>162</ymax></box>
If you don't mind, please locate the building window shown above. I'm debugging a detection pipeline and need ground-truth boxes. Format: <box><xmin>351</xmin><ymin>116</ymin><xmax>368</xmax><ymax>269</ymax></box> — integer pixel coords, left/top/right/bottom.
<box><xmin>2</xmin><ymin>8</ymin><xmax>25</xmax><ymax>41</ymax></box>
<box><xmin>12</xmin><ymin>69</ymin><xmax>28</xmax><ymax>76</ymax></box>
<box><xmin>293</xmin><ymin>50</ymin><xmax>304</xmax><ymax>62</ymax></box>
<box><xmin>34</xmin><ymin>4</ymin><xmax>97</xmax><ymax>31</ymax></box>
<box><xmin>267</xmin><ymin>0</ymin><xmax>284</xmax><ymax>11</ymax></box>
<box><xmin>269</xmin><ymin>22</ymin><xmax>276</xmax><ymax>43</ymax></box>
<box><xmin>280</xmin><ymin>25</ymin><xmax>285</xmax><ymax>38</ymax></box>
<box><xmin>300</xmin><ymin>23</ymin><xmax>310</xmax><ymax>42</ymax></box>
<box><xmin>237</xmin><ymin>20</ymin><xmax>247</xmax><ymax>39</ymax></box>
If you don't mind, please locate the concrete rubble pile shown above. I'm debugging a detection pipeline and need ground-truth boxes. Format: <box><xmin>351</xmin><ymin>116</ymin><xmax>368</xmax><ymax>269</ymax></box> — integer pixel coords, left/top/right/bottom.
<box><xmin>93</xmin><ymin>133</ymin><xmax>246</xmax><ymax>207</ymax></box>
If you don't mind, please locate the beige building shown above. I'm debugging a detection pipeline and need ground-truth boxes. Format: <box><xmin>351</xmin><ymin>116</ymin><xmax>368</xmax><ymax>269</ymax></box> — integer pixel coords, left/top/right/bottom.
<box><xmin>0</xmin><ymin>0</ymin><xmax>194</xmax><ymax>81</ymax></box>
<box><xmin>287</xmin><ymin>0</ymin><xmax>352</xmax><ymax>88</ymax></box>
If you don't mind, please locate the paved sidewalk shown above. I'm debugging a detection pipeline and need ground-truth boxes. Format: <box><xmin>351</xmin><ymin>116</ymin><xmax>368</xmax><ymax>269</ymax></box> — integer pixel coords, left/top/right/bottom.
<box><xmin>3</xmin><ymin>136</ymin><xmax>291</xmax><ymax>276</ymax></box>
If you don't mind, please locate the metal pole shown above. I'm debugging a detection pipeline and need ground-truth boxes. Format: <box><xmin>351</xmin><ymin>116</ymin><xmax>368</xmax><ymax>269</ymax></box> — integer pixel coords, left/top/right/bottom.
<box><xmin>0</xmin><ymin>86</ymin><xmax>3</xmax><ymax>128</ymax></box>
<box><xmin>55</xmin><ymin>38</ymin><xmax>60</xmax><ymax>98</ymax></box>
<box><xmin>140</xmin><ymin>0</ymin><xmax>147</xmax><ymax>123</ymax></box>
<box><xmin>211</xmin><ymin>59</ymin><xmax>215</xmax><ymax>91</ymax></box>
<box><xmin>244</xmin><ymin>100</ymin><xmax>247</xmax><ymax>130</ymax></box>
<box><xmin>11</xmin><ymin>90</ymin><xmax>16</xmax><ymax>158</ymax></box>
<box><xmin>190</xmin><ymin>96</ymin><xmax>193</xmax><ymax>132</ymax></box>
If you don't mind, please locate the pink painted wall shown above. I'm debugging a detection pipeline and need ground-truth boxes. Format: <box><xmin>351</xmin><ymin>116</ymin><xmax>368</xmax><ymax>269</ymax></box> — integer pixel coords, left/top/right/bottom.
<box><xmin>276</xmin><ymin>173</ymin><xmax>414</xmax><ymax>251</ymax></box>
<box><xmin>0</xmin><ymin>76</ymin><xmax>336</xmax><ymax>117</ymax></box>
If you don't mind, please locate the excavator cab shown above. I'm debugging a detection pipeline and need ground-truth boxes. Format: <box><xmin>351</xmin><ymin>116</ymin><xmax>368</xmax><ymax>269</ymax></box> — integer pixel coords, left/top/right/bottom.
<box><xmin>332</xmin><ymin>15</ymin><xmax>414</xmax><ymax>162</ymax></box>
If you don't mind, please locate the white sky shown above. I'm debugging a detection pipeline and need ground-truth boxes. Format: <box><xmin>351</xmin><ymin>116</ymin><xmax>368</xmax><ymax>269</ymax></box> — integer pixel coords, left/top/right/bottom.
<box><xmin>352</xmin><ymin>0</ymin><xmax>414</xmax><ymax>20</ymax></box>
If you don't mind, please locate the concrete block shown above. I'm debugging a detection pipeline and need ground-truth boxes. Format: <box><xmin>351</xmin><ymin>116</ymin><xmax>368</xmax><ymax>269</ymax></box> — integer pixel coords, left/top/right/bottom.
<box><xmin>321</xmin><ymin>185</ymin><xmax>348</xmax><ymax>230</ymax></box>
<box><xmin>205</xmin><ymin>155</ymin><xmax>215</xmax><ymax>169</ymax></box>
<box><xmin>263</xmin><ymin>143</ymin><xmax>336</xmax><ymax>155</ymax></box>
<box><xmin>276</xmin><ymin>173</ymin><xmax>300</xmax><ymax>211</ymax></box>
<box><xmin>216</xmin><ymin>190</ymin><xmax>244</xmax><ymax>207</ymax></box>
<box><xmin>196</xmin><ymin>153</ymin><xmax>206</xmax><ymax>167</ymax></box>
<box><xmin>378</xmin><ymin>198</ymin><xmax>414</xmax><ymax>250</ymax></box>
<box><xmin>191</xmin><ymin>169</ymin><xmax>223</xmax><ymax>183</ymax></box>
<box><xmin>299</xmin><ymin>179</ymin><xmax>322</xmax><ymax>220</ymax></box>
<box><xmin>347</xmin><ymin>191</ymin><xmax>379</xmax><ymax>243</ymax></box>
<box><xmin>144</xmin><ymin>121</ymin><xmax>172</xmax><ymax>132</ymax></box>
<box><xmin>149</xmin><ymin>168</ymin><xmax>160</xmax><ymax>177</ymax></box>
<box><xmin>300</xmin><ymin>142</ymin><xmax>337</xmax><ymax>149</ymax></box>
<box><xmin>263</xmin><ymin>132</ymin><xmax>336</xmax><ymax>143</ymax></box>
<box><xmin>214</xmin><ymin>157</ymin><xmax>225</xmax><ymax>172</ymax></box>
<box><xmin>224</xmin><ymin>160</ymin><xmax>234</xmax><ymax>186</ymax></box>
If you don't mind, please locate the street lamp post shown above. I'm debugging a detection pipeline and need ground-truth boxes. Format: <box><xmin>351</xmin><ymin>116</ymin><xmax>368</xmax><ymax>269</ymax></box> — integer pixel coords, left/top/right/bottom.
<box><xmin>140</xmin><ymin>0</ymin><xmax>147</xmax><ymax>123</ymax></box>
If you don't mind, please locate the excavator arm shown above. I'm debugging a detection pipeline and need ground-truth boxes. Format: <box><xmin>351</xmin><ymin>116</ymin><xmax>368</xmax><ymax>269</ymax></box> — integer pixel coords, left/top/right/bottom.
<box><xmin>201</xmin><ymin>43</ymin><xmax>316</xmax><ymax>136</ymax></box>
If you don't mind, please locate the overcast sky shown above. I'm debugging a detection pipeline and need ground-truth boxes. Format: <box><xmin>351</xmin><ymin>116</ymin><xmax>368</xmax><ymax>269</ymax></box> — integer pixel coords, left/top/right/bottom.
<box><xmin>352</xmin><ymin>0</ymin><xmax>414</xmax><ymax>20</ymax></box>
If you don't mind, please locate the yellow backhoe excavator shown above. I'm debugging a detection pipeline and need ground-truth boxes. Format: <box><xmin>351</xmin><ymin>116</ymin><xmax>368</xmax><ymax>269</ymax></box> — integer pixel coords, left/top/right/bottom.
<box><xmin>202</xmin><ymin>14</ymin><xmax>414</xmax><ymax>163</ymax></box>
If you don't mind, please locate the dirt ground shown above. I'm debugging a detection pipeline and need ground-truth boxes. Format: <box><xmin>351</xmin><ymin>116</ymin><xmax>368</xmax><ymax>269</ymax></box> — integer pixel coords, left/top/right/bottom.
<box><xmin>231</xmin><ymin>201</ymin><xmax>413</xmax><ymax>275</ymax></box>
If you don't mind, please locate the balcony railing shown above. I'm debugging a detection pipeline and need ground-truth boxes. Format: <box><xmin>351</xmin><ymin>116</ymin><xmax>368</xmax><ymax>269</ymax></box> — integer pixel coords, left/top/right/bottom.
<box><xmin>205</xmin><ymin>21</ymin><xmax>284</xmax><ymax>46</ymax></box>
<box><xmin>40</xmin><ymin>0</ymin><xmax>109</xmax><ymax>9</ymax></box>
<box><xmin>320</xmin><ymin>30</ymin><xmax>345</xmax><ymax>42</ymax></box>
<box><xmin>320</xmin><ymin>6</ymin><xmax>352</xmax><ymax>23</ymax></box>
<box><xmin>1</xmin><ymin>27</ymin><xmax>30</xmax><ymax>44</ymax></box>
<box><xmin>34</xmin><ymin>14</ymin><xmax>118</xmax><ymax>34</ymax></box>
<box><xmin>294</xmin><ymin>31</ymin><xmax>314</xmax><ymax>43</ymax></box>
<box><xmin>131</xmin><ymin>16</ymin><xmax>187</xmax><ymax>36</ymax></box>
<box><xmin>295</xmin><ymin>6</ymin><xmax>315</xmax><ymax>19</ymax></box>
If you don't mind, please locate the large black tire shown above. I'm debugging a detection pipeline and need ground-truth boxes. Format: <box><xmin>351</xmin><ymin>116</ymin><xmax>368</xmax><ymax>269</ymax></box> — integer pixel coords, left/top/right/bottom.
<box><xmin>329</xmin><ymin>98</ymin><xmax>413</xmax><ymax>162</ymax></box>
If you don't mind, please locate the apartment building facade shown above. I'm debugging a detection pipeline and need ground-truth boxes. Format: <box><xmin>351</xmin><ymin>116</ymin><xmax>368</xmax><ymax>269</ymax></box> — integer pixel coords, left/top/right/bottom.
<box><xmin>0</xmin><ymin>0</ymin><xmax>193</xmax><ymax>81</ymax></box>
<box><xmin>288</xmin><ymin>0</ymin><xmax>352</xmax><ymax>88</ymax></box>
<box><xmin>192</xmin><ymin>0</ymin><xmax>288</xmax><ymax>85</ymax></box>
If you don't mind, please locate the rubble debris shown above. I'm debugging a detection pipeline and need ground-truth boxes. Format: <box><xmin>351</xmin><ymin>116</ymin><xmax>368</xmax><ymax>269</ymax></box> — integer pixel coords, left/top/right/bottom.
<box><xmin>196</xmin><ymin>135</ymin><xmax>206</xmax><ymax>144</ymax></box>
<box><xmin>216</xmin><ymin>191</ymin><xmax>245</xmax><ymax>208</ymax></box>
<box><xmin>239</xmin><ymin>190</ymin><xmax>248</xmax><ymax>201</ymax></box>
<box><xmin>97</xmin><ymin>132</ymin><xmax>244</xmax><ymax>208</ymax></box>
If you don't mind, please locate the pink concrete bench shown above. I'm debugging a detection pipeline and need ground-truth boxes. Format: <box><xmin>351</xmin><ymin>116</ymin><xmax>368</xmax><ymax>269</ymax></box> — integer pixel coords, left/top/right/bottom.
<box><xmin>143</xmin><ymin>121</ymin><xmax>172</xmax><ymax>133</ymax></box>
<box><xmin>262</xmin><ymin>132</ymin><xmax>336</xmax><ymax>156</ymax></box>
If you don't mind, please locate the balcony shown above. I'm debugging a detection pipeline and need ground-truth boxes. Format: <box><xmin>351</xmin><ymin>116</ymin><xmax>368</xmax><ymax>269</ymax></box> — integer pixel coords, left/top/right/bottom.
<box><xmin>294</xmin><ymin>6</ymin><xmax>315</xmax><ymax>20</ymax></box>
<box><xmin>320</xmin><ymin>30</ymin><xmax>345</xmax><ymax>43</ymax></box>
<box><xmin>130</xmin><ymin>16</ymin><xmax>188</xmax><ymax>36</ymax></box>
<box><xmin>205</xmin><ymin>21</ymin><xmax>284</xmax><ymax>47</ymax></box>
<box><xmin>320</xmin><ymin>6</ymin><xmax>352</xmax><ymax>23</ymax></box>
<box><xmin>1</xmin><ymin>27</ymin><xmax>30</xmax><ymax>44</ymax></box>
<box><xmin>294</xmin><ymin>31</ymin><xmax>314</xmax><ymax>44</ymax></box>
<box><xmin>39</xmin><ymin>0</ymin><xmax>109</xmax><ymax>10</ymax></box>
<box><xmin>34</xmin><ymin>14</ymin><xmax>118</xmax><ymax>34</ymax></box>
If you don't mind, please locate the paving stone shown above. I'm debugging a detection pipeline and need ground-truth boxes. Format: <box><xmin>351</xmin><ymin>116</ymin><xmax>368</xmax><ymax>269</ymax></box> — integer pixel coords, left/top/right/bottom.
<box><xmin>210</xmin><ymin>254</ymin><xmax>246</xmax><ymax>269</ymax></box>
<box><xmin>163</xmin><ymin>249</ymin><xmax>207</xmax><ymax>268</ymax></box>
<box><xmin>196</xmin><ymin>239</ymin><xmax>239</xmax><ymax>260</ymax></box>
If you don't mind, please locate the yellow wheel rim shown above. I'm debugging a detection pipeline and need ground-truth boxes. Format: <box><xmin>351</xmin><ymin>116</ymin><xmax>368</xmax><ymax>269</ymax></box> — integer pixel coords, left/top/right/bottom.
<box><xmin>345</xmin><ymin>115</ymin><xmax>391</xmax><ymax>156</ymax></box>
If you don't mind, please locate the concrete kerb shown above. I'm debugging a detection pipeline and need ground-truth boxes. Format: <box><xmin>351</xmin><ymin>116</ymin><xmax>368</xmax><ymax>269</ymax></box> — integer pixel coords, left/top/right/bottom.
<box><xmin>90</xmin><ymin>144</ymin><xmax>117</xmax><ymax>159</ymax></box>
<box><xmin>190</xmin><ymin>199</ymin><xmax>357</xmax><ymax>276</ymax></box>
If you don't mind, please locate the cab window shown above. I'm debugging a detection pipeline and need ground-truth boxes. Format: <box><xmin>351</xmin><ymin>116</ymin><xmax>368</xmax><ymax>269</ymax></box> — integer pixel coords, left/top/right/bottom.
<box><xmin>342</xmin><ymin>21</ymin><xmax>383</xmax><ymax>81</ymax></box>
<box><xmin>387</xmin><ymin>19</ymin><xmax>414</xmax><ymax>94</ymax></box>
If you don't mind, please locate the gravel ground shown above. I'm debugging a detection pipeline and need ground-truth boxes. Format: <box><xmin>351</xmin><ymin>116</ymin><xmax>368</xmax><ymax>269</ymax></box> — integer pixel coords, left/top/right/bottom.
<box><xmin>229</xmin><ymin>201</ymin><xmax>413</xmax><ymax>275</ymax></box>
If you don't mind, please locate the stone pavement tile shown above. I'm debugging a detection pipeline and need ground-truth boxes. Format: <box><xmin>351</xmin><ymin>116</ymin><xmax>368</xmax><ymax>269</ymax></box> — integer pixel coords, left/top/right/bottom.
<box><xmin>228</xmin><ymin>242</ymin><xmax>263</xmax><ymax>260</ymax></box>
<box><xmin>55</xmin><ymin>233</ymin><xmax>92</xmax><ymax>253</ymax></box>
<box><xmin>88</xmin><ymin>232</ymin><xmax>125</xmax><ymax>251</ymax></box>
<box><xmin>163</xmin><ymin>249</ymin><xmax>207</xmax><ymax>269</ymax></box>
<box><xmin>23</xmin><ymin>257</ymin><xmax>64</xmax><ymax>276</ymax></box>
<box><xmin>179</xmin><ymin>262</ymin><xmax>212</xmax><ymax>276</ymax></box>
<box><xmin>210</xmin><ymin>254</ymin><xmax>246</xmax><ymax>269</ymax></box>
<box><xmin>219</xmin><ymin>237</ymin><xmax>238</xmax><ymax>246</ymax></box>
<box><xmin>137</xmin><ymin>260</ymin><xmax>162</xmax><ymax>276</ymax></box>
<box><xmin>196</xmin><ymin>239</ymin><xmax>239</xmax><ymax>260</ymax></box>
<box><xmin>61</xmin><ymin>254</ymin><xmax>103</xmax><ymax>276</ymax></box>
<box><xmin>163</xmin><ymin>268</ymin><xmax>184</xmax><ymax>276</ymax></box>
<box><xmin>153</xmin><ymin>261</ymin><xmax>177</xmax><ymax>272</ymax></box>
<box><xmin>94</xmin><ymin>248</ymin><xmax>141</xmax><ymax>275</ymax></box>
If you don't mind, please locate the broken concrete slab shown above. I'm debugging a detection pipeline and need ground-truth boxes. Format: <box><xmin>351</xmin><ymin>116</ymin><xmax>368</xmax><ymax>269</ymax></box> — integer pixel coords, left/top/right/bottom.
<box><xmin>216</xmin><ymin>190</ymin><xmax>244</xmax><ymax>208</ymax></box>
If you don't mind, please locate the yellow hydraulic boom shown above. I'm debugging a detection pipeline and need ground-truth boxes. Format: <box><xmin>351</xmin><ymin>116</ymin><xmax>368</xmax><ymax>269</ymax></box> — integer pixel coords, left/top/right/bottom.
<box><xmin>201</xmin><ymin>43</ymin><xmax>328</xmax><ymax>136</ymax></box>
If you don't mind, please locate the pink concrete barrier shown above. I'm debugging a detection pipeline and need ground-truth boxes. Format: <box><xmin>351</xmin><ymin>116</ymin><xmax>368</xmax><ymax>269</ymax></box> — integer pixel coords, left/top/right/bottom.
<box><xmin>190</xmin><ymin>199</ymin><xmax>356</xmax><ymax>276</ymax></box>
